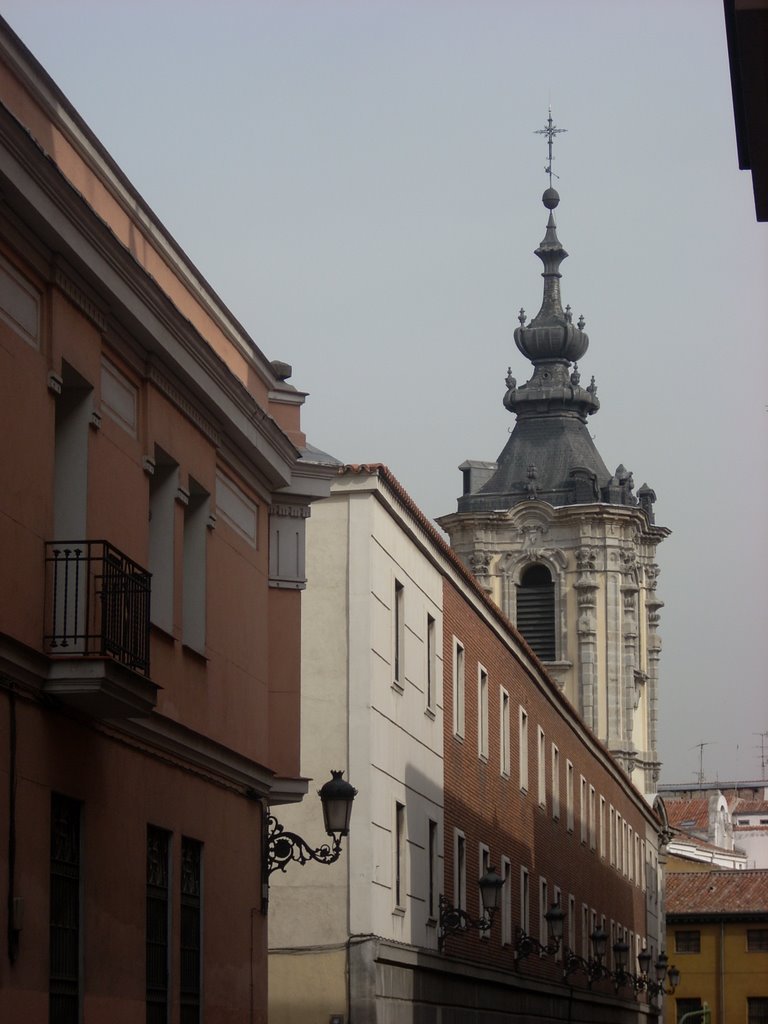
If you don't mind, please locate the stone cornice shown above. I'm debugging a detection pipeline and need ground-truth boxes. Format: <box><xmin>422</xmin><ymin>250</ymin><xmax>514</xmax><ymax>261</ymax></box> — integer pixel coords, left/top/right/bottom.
<box><xmin>0</xmin><ymin>100</ymin><xmax>298</xmax><ymax>489</ymax></box>
<box><xmin>0</xmin><ymin>26</ymin><xmax>283</xmax><ymax>393</ymax></box>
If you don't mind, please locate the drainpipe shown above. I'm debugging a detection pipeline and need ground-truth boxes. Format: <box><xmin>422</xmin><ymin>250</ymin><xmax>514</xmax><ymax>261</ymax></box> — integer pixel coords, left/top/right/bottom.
<box><xmin>719</xmin><ymin>923</ymin><xmax>725</xmax><ymax>1024</ymax></box>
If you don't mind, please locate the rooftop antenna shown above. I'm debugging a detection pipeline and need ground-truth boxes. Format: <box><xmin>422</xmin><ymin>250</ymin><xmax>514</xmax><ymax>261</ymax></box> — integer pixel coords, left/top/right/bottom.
<box><xmin>690</xmin><ymin>742</ymin><xmax>714</xmax><ymax>790</ymax></box>
<box><xmin>753</xmin><ymin>731</ymin><xmax>768</xmax><ymax>776</ymax></box>
<box><xmin>534</xmin><ymin>105</ymin><xmax>567</xmax><ymax>188</ymax></box>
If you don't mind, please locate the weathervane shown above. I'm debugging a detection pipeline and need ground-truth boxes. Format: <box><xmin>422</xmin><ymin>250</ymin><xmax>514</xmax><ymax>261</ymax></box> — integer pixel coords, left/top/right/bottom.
<box><xmin>534</xmin><ymin>106</ymin><xmax>567</xmax><ymax>187</ymax></box>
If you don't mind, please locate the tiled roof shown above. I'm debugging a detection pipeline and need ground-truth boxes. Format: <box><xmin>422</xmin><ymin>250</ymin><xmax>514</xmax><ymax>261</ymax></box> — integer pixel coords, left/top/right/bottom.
<box><xmin>666</xmin><ymin>869</ymin><xmax>768</xmax><ymax>915</ymax></box>
<box><xmin>732</xmin><ymin>799</ymin><xmax>768</xmax><ymax>815</ymax></box>
<box><xmin>665</xmin><ymin>798</ymin><xmax>710</xmax><ymax>832</ymax></box>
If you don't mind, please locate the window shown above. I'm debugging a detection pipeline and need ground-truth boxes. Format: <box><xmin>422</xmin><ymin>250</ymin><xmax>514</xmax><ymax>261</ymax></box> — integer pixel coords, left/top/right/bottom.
<box><xmin>53</xmin><ymin>362</ymin><xmax>91</xmax><ymax>541</ymax></box>
<box><xmin>616</xmin><ymin>813</ymin><xmax>623</xmax><ymax>871</ymax></box>
<box><xmin>516</xmin><ymin>563</ymin><xmax>555</xmax><ymax>660</ymax></box>
<box><xmin>182</xmin><ymin>479</ymin><xmax>209</xmax><ymax>653</ymax></box>
<box><xmin>519</xmin><ymin>708</ymin><xmax>529</xmax><ymax>792</ymax></box>
<box><xmin>552</xmin><ymin>745</ymin><xmax>560</xmax><ymax>820</ymax></box>
<box><xmin>520</xmin><ymin>867</ymin><xmax>530</xmax><ymax>934</ymax></box>
<box><xmin>539</xmin><ymin>877</ymin><xmax>548</xmax><ymax>945</ymax></box>
<box><xmin>748</xmin><ymin>998</ymin><xmax>768</xmax><ymax>1024</ymax></box>
<box><xmin>180</xmin><ymin>838</ymin><xmax>202</xmax><ymax>1024</ymax></box>
<box><xmin>580</xmin><ymin>776</ymin><xmax>588</xmax><ymax>844</ymax></box>
<box><xmin>478</xmin><ymin>666</ymin><xmax>489</xmax><ymax>759</ymax></box>
<box><xmin>454</xmin><ymin>830</ymin><xmax>467</xmax><ymax>912</ymax></box>
<box><xmin>568</xmin><ymin>894</ymin><xmax>576</xmax><ymax>954</ymax></box>
<box><xmin>748</xmin><ymin>928</ymin><xmax>768</xmax><ymax>951</ymax></box>
<box><xmin>610</xmin><ymin>806</ymin><xmax>616</xmax><ymax>865</ymax></box>
<box><xmin>426</xmin><ymin>614</ymin><xmax>436</xmax><ymax>712</ymax></box>
<box><xmin>589</xmin><ymin>786</ymin><xmax>596</xmax><ymax>849</ymax></box>
<box><xmin>147</xmin><ymin>826</ymin><xmax>171</xmax><ymax>1024</ymax></box>
<box><xmin>394</xmin><ymin>802</ymin><xmax>406</xmax><ymax>910</ymax></box>
<box><xmin>581</xmin><ymin>903</ymin><xmax>590</xmax><ymax>957</ymax></box>
<box><xmin>566</xmin><ymin>761</ymin><xmax>574</xmax><ymax>831</ymax></box>
<box><xmin>500</xmin><ymin>688</ymin><xmax>511</xmax><ymax>776</ymax></box>
<box><xmin>427</xmin><ymin>819</ymin><xmax>438</xmax><ymax>921</ymax></box>
<box><xmin>453</xmin><ymin>639</ymin><xmax>465</xmax><ymax>737</ymax></box>
<box><xmin>479</xmin><ymin>845</ymin><xmax>491</xmax><ymax>937</ymax></box>
<box><xmin>50</xmin><ymin>794</ymin><xmax>82</xmax><ymax>1024</ymax></box>
<box><xmin>675</xmin><ymin>930</ymin><xmax>701</xmax><ymax>954</ymax></box>
<box><xmin>393</xmin><ymin>581</ymin><xmax>404</xmax><ymax>689</ymax></box>
<box><xmin>627</xmin><ymin>825</ymin><xmax>634</xmax><ymax>880</ymax></box>
<box><xmin>599</xmin><ymin>797</ymin><xmax>606</xmax><ymax>858</ymax></box>
<box><xmin>537</xmin><ymin>728</ymin><xmax>546</xmax><ymax>807</ymax></box>
<box><xmin>677</xmin><ymin>999</ymin><xmax>702</xmax><ymax>1022</ymax></box>
<box><xmin>149</xmin><ymin>448</ymin><xmax>179</xmax><ymax>634</ymax></box>
<box><xmin>501</xmin><ymin>857</ymin><xmax>512</xmax><ymax>946</ymax></box>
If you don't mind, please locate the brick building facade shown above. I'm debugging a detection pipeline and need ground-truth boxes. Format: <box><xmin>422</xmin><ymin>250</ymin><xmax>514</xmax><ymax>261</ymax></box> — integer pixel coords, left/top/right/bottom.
<box><xmin>270</xmin><ymin>466</ymin><xmax>666</xmax><ymax>1024</ymax></box>
<box><xmin>0</xmin><ymin>19</ymin><xmax>332</xmax><ymax>1023</ymax></box>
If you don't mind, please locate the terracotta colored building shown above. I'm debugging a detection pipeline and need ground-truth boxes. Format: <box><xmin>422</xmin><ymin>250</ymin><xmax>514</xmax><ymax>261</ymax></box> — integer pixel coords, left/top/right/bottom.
<box><xmin>0</xmin><ymin>19</ymin><xmax>332</xmax><ymax>1023</ymax></box>
<box><xmin>666</xmin><ymin>870</ymin><xmax>768</xmax><ymax>1024</ymax></box>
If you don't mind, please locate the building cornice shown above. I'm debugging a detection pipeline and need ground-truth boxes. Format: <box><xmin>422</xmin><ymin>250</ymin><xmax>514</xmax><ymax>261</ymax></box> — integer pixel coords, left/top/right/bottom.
<box><xmin>0</xmin><ymin>99</ymin><xmax>299</xmax><ymax>490</ymax></box>
<box><xmin>0</xmin><ymin>18</ymin><xmax>286</xmax><ymax>390</ymax></box>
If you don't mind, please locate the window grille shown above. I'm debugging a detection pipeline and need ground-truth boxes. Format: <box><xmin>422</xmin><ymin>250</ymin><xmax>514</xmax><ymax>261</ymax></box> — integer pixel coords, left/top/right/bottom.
<box><xmin>675</xmin><ymin>929</ymin><xmax>701</xmax><ymax>953</ymax></box>
<box><xmin>748</xmin><ymin>928</ymin><xmax>768</xmax><ymax>951</ymax></box>
<box><xmin>748</xmin><ymin>998</ymin><xmax>768</xmax><ymax>1024</ymax></box>
<box><xmin>146</xmin><ymin>827</ymin><xmax>171</xmax><ymax>1024</ymax></box>
<box><xmin>180</xmin><ymin>838</ymin><xmax>202</xmax><ymax>1024</ymax></box>
<box><xmin>676</xmin><ymin>998</ymin><xmax>702</xmax><ymax>1023</ymax></box>
<box><xmin>50</xmin><ymin>794</ymin><xmax>81</xmax><ymax>1024</ymax></box>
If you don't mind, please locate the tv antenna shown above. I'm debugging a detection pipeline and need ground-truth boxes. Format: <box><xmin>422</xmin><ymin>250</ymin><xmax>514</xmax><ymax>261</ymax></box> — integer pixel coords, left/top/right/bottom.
<box><xmin>753</xmin><ymin>732</ymin><xmax>768</xmax><ymax>776</ymax></box>
<box><xmin>690</xmin><ymin>742</ymin><xmax>714</xmax><ymax>789</ymax></box>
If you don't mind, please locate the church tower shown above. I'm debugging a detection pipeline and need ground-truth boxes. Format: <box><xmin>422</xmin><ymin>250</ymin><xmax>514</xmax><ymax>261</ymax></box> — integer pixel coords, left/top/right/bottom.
<box><xmin>437</xmin><ymin>115</ymin><xmax>669</xmax><ymax>796</ymax></box>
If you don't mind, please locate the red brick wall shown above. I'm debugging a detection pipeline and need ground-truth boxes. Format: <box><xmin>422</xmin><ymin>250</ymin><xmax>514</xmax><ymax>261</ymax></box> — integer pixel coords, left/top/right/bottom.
<box><xmin>442</xmin><ymin>578</ymin><xmax>651</xmax><ymax>983</ymax></box>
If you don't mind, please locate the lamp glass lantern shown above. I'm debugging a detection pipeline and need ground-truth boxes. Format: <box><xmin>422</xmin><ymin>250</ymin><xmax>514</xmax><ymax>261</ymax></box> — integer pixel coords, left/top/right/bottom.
<box><xmin>478</xmin><ymin>866</ymin><xmax>504</xmax><ymax>915</ymax></box>
<box><xmin>591</xmin><ymin>927</ymin><xmax>608</xmax><ymax>961</ymax></box>
<box><xmin>654</xmin><ymin>951</ymin><xmax>669</xmax><ymax>983</ymax></box>
<box><xmin>668</xmin><ymin>965</ymin><xmax>681</xmax><ymax>990</ymax></box>
<box><xmin>613</xmin><ymin>940</ymin><xmax>629</xmax><ymax>972</ymax></box>
<box><xmin>545</xmin><ymin>901</ymin><xmax>565</xmax><ymax>944</ymax></box>
<box><xmin>318</xmin><ymin>770</ymin><xmax>357</xmax><ymax>837</ymax></box>
<box><xmin>637</xmin><ymin>947</ymin><xmax>652</xmax><ymax>977</ymax></box>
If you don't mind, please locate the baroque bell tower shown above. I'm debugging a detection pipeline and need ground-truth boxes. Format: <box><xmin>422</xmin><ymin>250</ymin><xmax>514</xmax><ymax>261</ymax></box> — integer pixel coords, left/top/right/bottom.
<box><xmin>437</xmin><ymin>112</ymin><xmax>669</xmax><ymax>796</ymax></box>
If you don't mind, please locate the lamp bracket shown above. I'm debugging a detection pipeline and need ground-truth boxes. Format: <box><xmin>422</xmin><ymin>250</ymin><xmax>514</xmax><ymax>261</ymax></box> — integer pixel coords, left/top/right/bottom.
<box><xmin>266</xmin><ymin>814</ymin><xmax>343</xmax><ymax>875</ymax></box>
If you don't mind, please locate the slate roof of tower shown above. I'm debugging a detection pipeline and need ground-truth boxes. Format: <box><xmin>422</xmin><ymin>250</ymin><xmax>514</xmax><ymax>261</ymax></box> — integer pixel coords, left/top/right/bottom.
<box><xmin>458</xmin><ymin>178</ymin><xmax>656</xmax><ymax>521</ymax></box>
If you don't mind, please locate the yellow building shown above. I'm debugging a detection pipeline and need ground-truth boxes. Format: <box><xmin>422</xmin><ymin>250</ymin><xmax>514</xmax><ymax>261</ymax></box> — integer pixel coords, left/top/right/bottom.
<box><xmin>666</xmin><ymin>870</ymin><xmax>768</xmax><ymax>1024</ymax></box>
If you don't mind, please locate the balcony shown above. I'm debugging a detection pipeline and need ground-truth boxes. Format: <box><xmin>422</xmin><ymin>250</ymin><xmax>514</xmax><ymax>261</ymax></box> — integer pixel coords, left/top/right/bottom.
<box><xmin>44</xmin><ymin>540</ymin><xmax>158</xmax><ymax>718</ymax></box>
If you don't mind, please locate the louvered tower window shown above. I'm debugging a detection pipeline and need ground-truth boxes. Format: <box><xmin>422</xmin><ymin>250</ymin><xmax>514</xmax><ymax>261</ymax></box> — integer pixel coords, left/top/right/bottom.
<box><xmin>516</xmin><ymin>564</ymin><xmax>555</xmax><ymax>660</ymax></box>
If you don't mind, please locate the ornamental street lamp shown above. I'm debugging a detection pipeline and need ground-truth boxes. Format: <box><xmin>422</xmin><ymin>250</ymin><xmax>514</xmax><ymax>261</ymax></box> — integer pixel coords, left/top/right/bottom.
<box><xmin>266</xmin><ymin>770</ymin><xmax>357</xmax><ymax>876</ymax></box>
<box><xmin>514</xmin><ymin>900</ymin><xmax>565</xmax><ymax>964</ymax></box>
<box><xmin>438</xmin><ymin>867</ymin><xmax>505</xmax><ymax>950</ymax></box>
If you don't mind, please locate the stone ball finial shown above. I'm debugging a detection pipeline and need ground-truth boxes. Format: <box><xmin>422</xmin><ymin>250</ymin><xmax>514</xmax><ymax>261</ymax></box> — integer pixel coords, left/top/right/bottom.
<box><xmin>542</xmin><ymin>187</ymin><xmax>560</xmax><ymax>209</ymax></box>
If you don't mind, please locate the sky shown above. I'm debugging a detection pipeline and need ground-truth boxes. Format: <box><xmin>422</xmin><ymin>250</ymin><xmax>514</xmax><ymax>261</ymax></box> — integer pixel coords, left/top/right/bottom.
<box><xmin>3</xmin><ymin>0</ymin><xmax>766</xmax><ymax>785</ymax></box>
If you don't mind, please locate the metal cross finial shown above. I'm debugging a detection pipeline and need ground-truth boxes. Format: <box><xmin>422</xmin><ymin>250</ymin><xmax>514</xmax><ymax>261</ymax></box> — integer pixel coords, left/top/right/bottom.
<box><xmin>534</xmin><ymin>106</ymin><xmax>567</xmax><ymax>187</ymax></box>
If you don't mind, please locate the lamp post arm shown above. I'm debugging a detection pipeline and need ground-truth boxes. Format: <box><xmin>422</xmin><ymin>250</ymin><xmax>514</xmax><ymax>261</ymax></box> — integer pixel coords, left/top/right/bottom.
<box><xmin>437</xmin><ymin>895</ymin><xmax>494</xmax><ymax>950</ymax></box>
<box><xmin>266</xmin><ymin>814</ymin><xmax>343</xmax><ymax>875</ymax></box>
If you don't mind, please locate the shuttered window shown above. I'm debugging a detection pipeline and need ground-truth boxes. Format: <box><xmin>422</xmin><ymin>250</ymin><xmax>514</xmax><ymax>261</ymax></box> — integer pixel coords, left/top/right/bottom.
<box><xmin>516</xmin><ymin>564</ymin><xmax>555</xmax><ymax>660</ymax></box>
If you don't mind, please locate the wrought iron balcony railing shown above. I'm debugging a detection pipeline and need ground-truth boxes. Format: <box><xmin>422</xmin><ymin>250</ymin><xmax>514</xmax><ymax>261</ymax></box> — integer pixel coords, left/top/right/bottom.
<box><xmin>45</xmin><ymin>540</ymin><xmax>151</xmax><ymax>676</ymax></box>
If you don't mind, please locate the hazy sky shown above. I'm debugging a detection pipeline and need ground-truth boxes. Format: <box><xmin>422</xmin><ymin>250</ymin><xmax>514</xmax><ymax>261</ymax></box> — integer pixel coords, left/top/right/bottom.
<box><xmin>4</xmin><ymin>0</ymin><xmax>766</xmax><ymax>784</ymax></box>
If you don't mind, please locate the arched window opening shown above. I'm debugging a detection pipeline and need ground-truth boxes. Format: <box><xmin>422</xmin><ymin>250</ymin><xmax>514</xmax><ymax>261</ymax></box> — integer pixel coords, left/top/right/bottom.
<box><xmin>517</xmin><ymin>564</ymin><xmax>556</xmax><ymax>661</ymax></box>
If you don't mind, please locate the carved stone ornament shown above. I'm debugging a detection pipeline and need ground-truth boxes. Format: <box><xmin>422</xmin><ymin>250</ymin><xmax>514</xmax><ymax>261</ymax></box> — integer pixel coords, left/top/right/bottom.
<box><xmin>576</xmin><ymin>546</ymin><xmax>597</xmax><ymax>572</ymax></box>
<box><xmin>470</xmin><ymin>551</ymin><xmax>491</xmax><ymax>575</ymax></box>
